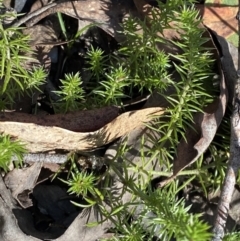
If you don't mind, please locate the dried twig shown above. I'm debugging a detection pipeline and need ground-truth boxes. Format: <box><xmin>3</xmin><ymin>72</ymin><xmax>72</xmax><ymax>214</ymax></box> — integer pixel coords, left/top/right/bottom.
<box><xmin>10</xmin><ymin>0</ymin><xmax>58</xmax><ymax>28</ymax></box>
<box><xmin>212</xmin><ymin>8</ymin><xmax>240</xmax><ymax>240</ymax></box>
<box><xmin>11</xmin><ymin>153</ymin><xmax>68</xmax><ymax>164</ymax></box>
<box><xmin>213</xmin><ymin>75</ymin><xmax>240</xmax><ymax>238</ymax></box>
<box><xmin>212</xmin><ymin>72</ymin><xmax>240</xmax><ymax>241</ymax></box>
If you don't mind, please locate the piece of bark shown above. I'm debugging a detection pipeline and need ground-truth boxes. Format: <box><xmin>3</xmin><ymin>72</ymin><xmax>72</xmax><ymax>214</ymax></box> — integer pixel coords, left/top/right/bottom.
<box><xmin>212</xmin><ymin>42</ymin><xmax>240</xmax><ymax>240</ymax></box>
<box><xmin>0</xmin><ymin>106</ymin><xmax>119</xmax><ymax>132</ymax></box>
<box><xmin>11</xmin><ymin>153</ymin><xmax>68</xmax><ymax>164</ymax></box>
<box><xmin>0</xmin><ymin>107</ymin><xmax>164</xmax><ymax>152</ymax></box>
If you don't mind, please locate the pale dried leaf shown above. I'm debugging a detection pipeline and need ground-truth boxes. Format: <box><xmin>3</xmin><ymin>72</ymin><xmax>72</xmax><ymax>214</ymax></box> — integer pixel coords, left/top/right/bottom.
<box><xmin>197</xmin><ymin>5</ymin><xmax>238</xmax><ymax>39</ymax></box>
<box><xmin>0</xmin><ymin>106</ymin><xmax>119</xmax><ymax>132</ymax></box>
<box><xmin>0</xmin><ymin>107</ymin><xmax>164</xmax><ymax>152</ymax></box>
<box><xmin>4</xmin><ymin>162</ymin><xmax>42</xmax><ymax>208</ymax></box>
<box><xmin>0</xmin><ymin>176</ymin><xmax>40</xmax><ymax>241</ymax></box>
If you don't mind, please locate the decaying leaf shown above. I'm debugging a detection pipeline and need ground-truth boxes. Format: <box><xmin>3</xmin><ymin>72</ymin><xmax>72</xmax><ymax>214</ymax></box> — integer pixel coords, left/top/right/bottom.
<box><xmin>21</xmin><ymin>0</ymin><xmax>181</xmax><ymax>54</ymax></box>
<box><xmin>216</xmin><ymin>33</ymin><xmax>238</xmax><ymax>103</ymax></box>
<box><xmin>196</xmin><ymin>4</ymin><xmax>239</xmax><ymax>47</ymax></box>
<box><xmin>0</xmin><ymin>106</ymin><xmax>120</xmax><ymax>132</ymax></box>
<box><xmin>4</xmin><ymin>162</ymin><xmax>42</xmax><ymax>208</ymax></box>
<box><xmin>30</xmin><ymin>0</ymin><xmax>51</xmax><ymax>12</ymax></box>
<box><xmin>23</xmin><ymin>24</ymin><xmax>60</xmax><ymax>70</ymax></box>
<box><xmin>0</xmin><ymin>107</ymin><xmax>164</xmax><ymax>152</ymax></box>
<box><xmin>23</xmin><ymin>0</ymin><xmax>138</xmax><ymax>43</ymax></box>
<box><xmin>0</xmin><ymin>197</ymin><xmax>40</xmax><ymax>241</ymax></box>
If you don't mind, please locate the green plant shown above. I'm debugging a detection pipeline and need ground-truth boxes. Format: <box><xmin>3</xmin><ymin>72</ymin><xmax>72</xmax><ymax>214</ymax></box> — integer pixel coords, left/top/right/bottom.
<box><xmin>61</xmin><ymin>170</ymin><xmax>97</xmax><ymax>197</ymax></box>
<box><xmin>0</xmin><ymin>1</ymin><xmax>46</xmax><ymax>172</ymax></box>
<box><xmin>101</xmin><ymin>140</ymin><xmax>212</xmax><ymax>241</ymax></box>
<box><xmin>118</xmin><ymin>17</ymin><xmax>171</xmax><ymax>95</ymax></box>
<box><xmin>223</xmin><ymin>232</ymin><xmax>240</xmax><ymax>241</ymax></box>
<box><xmin>0</xmin><ymin>0</ymin><xmax>236</xmax><ymax>239</ymax></box>
<box><xmin>85</xmin><ymin>45</ymin><xmax>107</xmax><ymax>82</ymax></box>
<box><xmin>152</xmin><ymin>6</ymin><xmax>214</xmax><ymax>149</ymax></box>
<box><xmin>57</xmin><ymin>12</ymin><xmax>68</xmax><ymax>40</ymax></box>
<box><xmin>141</xmin><ymin>189</ymin><xmax>211</xmax><ymax>241</ymax></box>
<box><xmin>0</xmin><ymin>135</ymin><xmax>26</xmax><ymax>172</ymax></box>
<box><xmin>0</xmin><ymin>3</ymin><xmax>47</xmax><ymax>109</ymax></box>
<box><xmin>83</xmin><ymin>19</ymin><xmax>172</xmax><ymax>106</ymax></box>
<box><xmin>56</xmin><ymin>0</ymin><xmax>220</xmax><ymax>240</ymax></box>
<box><xmin>192</xmin><ymin>145</ymin><xmax>228</xmax><ymax>197</ymax></box>
<box><xmin>53</xmin><ymin>72</ymin><xmax>85</xmax><ymax>113</ymax></box>
<box><xmin>92</xmin><ymin>65</ymin><xmax>129</xmax><ymax>105</ymax></box>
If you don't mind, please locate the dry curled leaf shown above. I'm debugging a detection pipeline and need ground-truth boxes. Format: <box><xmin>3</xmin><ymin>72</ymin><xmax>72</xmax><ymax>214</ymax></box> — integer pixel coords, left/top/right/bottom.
<box><xmin>4</xmin><ymin>162</ymin><xmax>42</xmax><ymax>208</ymax></box>
<box><xmin>22</xmin><ymin>0</ymin><xmax>180</xmax><ymax>54</ymax></box>
<box><xmin>0</xmin><ymin>106</ymin><xmax>119</xmax><ymax>132</ymax></box>
<box><xmin>24</xmin><ymin>0</ymin><xmax>138</xmax><ymax>43</ymax></box>
<box><xmin>196</xmin><ymin>4</ymin><xmax>239</xmax><ymax>47</ymax></box>
<box><xmin>0</xmin><ymin>107</ymin><xmax>164</xmax><ymax>152</ymax></box>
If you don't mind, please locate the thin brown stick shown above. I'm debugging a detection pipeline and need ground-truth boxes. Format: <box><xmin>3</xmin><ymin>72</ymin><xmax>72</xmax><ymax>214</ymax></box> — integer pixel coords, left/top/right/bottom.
<box><xmin>212</xmin><ymin>4</ymin><xmax>240</xmax><ymax>239</ymax></box>
<box><xmin>10</xmin><ymin>1</ymin><xmax>59</xmax><ymax>28</ymax></box>
<box><xmin>212</xmin><ymin>72</ymin><xmax>240</xmax><ymax>241</ymax></box>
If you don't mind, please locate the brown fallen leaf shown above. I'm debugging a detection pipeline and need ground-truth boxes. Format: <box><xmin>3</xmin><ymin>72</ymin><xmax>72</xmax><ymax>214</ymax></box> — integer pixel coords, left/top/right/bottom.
<box><xmin>212</xmin><ymin>30</ymin><xmax>240</xmax><ymax>241</ymax></box>
<box><xmin>23</xmin><ymin>23</ymin><xmax>59</xmax><ymax>70</ymax></box>
<box><xmin>0</xmin><ymin>177</ymin><xmax>41</xmax><ymax>241</ymax></box>
<box><xmin>18</xmin><ymin>0</ymin><xmax>180</xmax><ymax>54</ymax></box>
<box><xmin>4</xmin><ymin>162</ymin><xmax>42</xmax><ymax>208</ymax></box>
<box><xmin>0</xmin><ymin>106</ymin><xmax>119</xmax><ymax>132</ymax></box>
<box><xmin>0</xmin><ymin>107</ymin><xmax>164</xmax><ymax>152</ymax></box>
<box><xmin>196</xmin><ymin>4</ymin><xmax>238</xmax><ymax>39</ymax></box>
<box><xmin>21</xmin><ymin>0</ymin><xmax>138</xmax><ymax>43</ymax></box>
<box><xmin>217</xmin><ymin>33</ymin><xmax>238</xmax><ymax>103</ymax></box>
<box><xmin>30</xmin><ymin>0</ymin><xmax>50</xmax><ymax>12</ymax></box>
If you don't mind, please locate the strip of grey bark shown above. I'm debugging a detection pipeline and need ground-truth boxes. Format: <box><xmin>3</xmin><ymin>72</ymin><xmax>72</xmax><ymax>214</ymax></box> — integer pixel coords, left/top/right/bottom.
<box><xmin>212</xmin><ymin>9</ymin><xmax>240</xmax><ymax>240</ymax></box>
<box><xmin>11</xmin><ymin>153</ymin><xmax>68</xmax><ymax>164</ymax></box>
<box><xmin>212</xmin><ymin>70</ymin><xmax>240</xmax><ymax>241</ymax></box>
